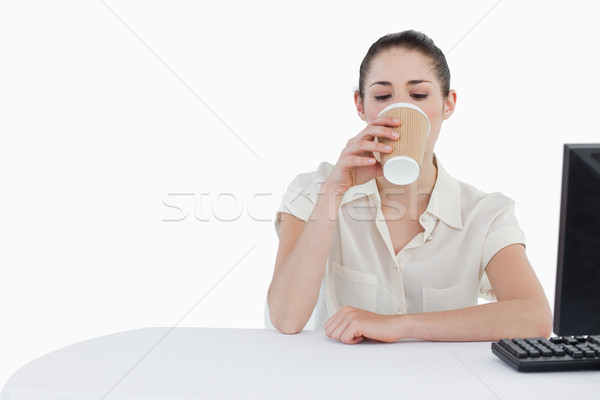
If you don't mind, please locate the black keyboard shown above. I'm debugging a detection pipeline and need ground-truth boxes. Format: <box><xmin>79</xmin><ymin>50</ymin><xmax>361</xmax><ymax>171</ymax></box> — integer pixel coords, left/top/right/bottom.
<box><xmin>491</xmin><ymin>335</ymin><xmax>600</xmax><ymax>372</ymax></box>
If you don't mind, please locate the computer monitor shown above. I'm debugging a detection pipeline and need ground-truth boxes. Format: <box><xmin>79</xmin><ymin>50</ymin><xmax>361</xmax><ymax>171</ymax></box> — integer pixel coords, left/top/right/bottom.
<box><xmin>554</xmin><ymin>143</ymin><xmax>600</xmax><ymax>336</ymax></box>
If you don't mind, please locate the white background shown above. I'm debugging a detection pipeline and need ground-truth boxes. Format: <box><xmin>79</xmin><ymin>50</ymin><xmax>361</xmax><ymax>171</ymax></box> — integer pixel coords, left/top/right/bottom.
<box><xmin>1</xmin><ymin>0</ymin><xmax>598</xmax><ymax>387</ymax></box>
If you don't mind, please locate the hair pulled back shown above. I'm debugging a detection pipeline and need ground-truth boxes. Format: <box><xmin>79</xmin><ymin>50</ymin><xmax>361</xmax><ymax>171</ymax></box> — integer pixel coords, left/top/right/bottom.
<box><xmin>358</xmin><ymin>30</ymin><xmax>450</xmax><ymax>99</ymax></box>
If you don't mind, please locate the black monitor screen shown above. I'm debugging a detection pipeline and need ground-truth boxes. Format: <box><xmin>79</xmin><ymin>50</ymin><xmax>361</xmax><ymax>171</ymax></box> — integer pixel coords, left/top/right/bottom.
<box><xmin>554</xmin><ymin>143</ymin><xmax>600</xmax><ymax>336</ymax></box>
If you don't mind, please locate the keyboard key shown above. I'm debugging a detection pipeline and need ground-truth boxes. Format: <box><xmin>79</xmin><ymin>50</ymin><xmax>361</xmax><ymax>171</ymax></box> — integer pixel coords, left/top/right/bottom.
<box><xmin>583</xmin><ymin>349</ymin><xmax>596</xmax><ymax>357</ymax></box>
<box><xmin>510</xmin><ymin>347</ymin><xmax>529</xmax><ymax>358</ymax></box>
<box><xmin>563</xmin><ymin>337</ymin><xmax>579</xmax><ymax>345</ymax></box>
<box><xmin>524</xmin><ymin>346</ymin><xmax>541</xmax><ymax>357</ymax></box>
<box><xmin>588</xmin><ymin>336</ymin><xmax>600</xmax><ymax>346</ymax></box>
<box><xmin>565</xmin><ymin>345</ymin><xmax>584</xmax><ymax>358</ymax></box>
<box><xmin>499</xmin><ymin>339</ymin><xmax>528</xmax><ymax>358</ymax></box>
<box><xmin>589</xmin><ymin>345</ymin><xmax>600</xmax><ymax>354</ymax></box>
<box><xmin>537</xmin><ymin>347</ymin><xmax>553</xmax><ymax>357</ymax></box>
<box><xmin>551</xmin><ymin>346</ymin><xmax>566</xmax><ymax>356</ymax></box>
<box><xmin>576</xmin><ymin>344</ymin><xmax>598</xmax><ymax>357</ymax></box>
<box><xmin>525</xmin><ymin>338</ymin><xmax>543</xmax><ymax>346</ymax></box>
<box><xmin>514</xmin><ymin>339</ymin><xmax>528</xmax><ymax>347</ymax></box>
<box><xmin>549</xmin><ymin>336</ymin><xmax>564</xmax><ymax>344</ymax></box>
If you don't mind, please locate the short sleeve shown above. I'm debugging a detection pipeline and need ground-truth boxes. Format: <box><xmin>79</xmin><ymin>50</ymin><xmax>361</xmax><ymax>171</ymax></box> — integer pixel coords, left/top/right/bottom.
<box><xmin>274</xmin><ymin>162</ymin><xmax>334</xmax><ymax>238</ymax></box>
<box><xmin>479</xmin><ymin>195</ymin><xmax>526</xmax><ymax>300</ymax></box>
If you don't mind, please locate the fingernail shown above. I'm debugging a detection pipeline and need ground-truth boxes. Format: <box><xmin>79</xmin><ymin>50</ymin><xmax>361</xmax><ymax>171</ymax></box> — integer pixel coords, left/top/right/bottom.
<box><xmin>384</xmin><ymin>145</ymin><xmax>393</xmax><ymax>151</ymax></box>
<box><xmin>393</xmin><ymin>132</ymin><xmax>400</xmax><ymax>138</ymax></box>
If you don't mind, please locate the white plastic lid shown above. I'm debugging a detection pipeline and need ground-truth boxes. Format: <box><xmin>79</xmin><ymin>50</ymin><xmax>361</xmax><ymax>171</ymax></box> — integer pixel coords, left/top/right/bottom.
<box><xmin>383</xmin><ymin>156</ymin><xmax>420</xmax><ymax>185</ymax></box>
<box><xmin>377</xmin><ymin>102</ymin><xmax>431</xmax><ymax>137</ymax></box>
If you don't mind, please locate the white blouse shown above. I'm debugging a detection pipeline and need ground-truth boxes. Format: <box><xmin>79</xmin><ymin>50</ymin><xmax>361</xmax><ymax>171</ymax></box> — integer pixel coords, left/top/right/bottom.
<box><xmin>267</xmin><ymin>156</ymin><xmax>526</xmax><ymax>330</ymax></box>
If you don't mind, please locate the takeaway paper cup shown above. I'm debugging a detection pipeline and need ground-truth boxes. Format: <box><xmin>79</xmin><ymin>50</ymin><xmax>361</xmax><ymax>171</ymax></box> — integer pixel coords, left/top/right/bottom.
<box><xmin>377</xmin><ymin>103</ymin><xmax>430</xmax><ymax>185</ymax></box>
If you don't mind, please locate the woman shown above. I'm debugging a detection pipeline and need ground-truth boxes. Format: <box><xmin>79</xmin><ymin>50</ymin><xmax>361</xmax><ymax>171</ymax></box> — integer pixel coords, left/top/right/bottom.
<box><xmin>267</xmin><ymin>30</ymin><xmax>552</xmax><ymax>344</ymax></box>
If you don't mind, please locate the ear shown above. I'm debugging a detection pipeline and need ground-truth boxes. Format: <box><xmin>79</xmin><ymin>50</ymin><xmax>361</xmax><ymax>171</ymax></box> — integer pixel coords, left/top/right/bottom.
<box><xmin>354</xmin><ymin>91</ymin><xmax>367</xmax><ymax>122</ymax></box>
<box><xmin>443</xmin><ymin>89</ymin><xmax>457</xmax><ymax>120</ymax></box>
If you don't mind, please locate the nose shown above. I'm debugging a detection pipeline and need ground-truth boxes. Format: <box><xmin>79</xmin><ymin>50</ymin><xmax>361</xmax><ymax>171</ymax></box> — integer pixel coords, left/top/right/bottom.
<box><xmin>393</xmin><ymin>90</ymin><xmax>413</xmax><ymax>104</ymax></box>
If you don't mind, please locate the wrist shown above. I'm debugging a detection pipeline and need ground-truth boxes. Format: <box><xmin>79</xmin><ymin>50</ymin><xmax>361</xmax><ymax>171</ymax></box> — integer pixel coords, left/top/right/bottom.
<box><xmin>391</xmin><ymin>313</ymin><xmax>418</xmax><ymax>341</ymax></box>
<box><xmin>311</xmin><ymin>180</ymin><xmax>344</xmax><ymax>223</ymax></box>
<box><xmin>322</xmin><ymin>178</ymin><xmax>348</xmax><ymax>197</ymax></box>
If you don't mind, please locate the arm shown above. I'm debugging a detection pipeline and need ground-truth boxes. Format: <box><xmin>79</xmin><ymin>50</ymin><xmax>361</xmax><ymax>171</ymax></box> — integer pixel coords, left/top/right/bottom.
<box><xmin>268</xmin><ymin>116</ymin><xmax>401</xmax><ymax>335</ymax></box>
<box><xmin>324</xmin><ymin>244</ymin><xmax>553</xmax><ymax>344</ymax></box>
<box><xmin>267</xmin><ymin>185</ymin><xmax>342</xmax><ymax>334</ymax></box>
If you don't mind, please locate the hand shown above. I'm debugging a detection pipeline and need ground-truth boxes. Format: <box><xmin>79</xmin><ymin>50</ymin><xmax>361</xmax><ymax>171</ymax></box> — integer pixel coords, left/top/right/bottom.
<box><xmin>323</xmin><ymin>305</ymin><xmax>401</xmax><ymax>345</ymax></box>
<box><xmin>325</xmin><ymin>117</ymin><xmax>400</xmax><ymax>195</ymax></box>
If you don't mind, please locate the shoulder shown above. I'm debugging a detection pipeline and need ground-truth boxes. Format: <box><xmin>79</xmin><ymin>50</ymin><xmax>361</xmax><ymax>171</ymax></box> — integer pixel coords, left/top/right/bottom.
<box><xmin>276</xmin><ymin>162</ymin><xmax>334</xmax><ymax>224</ymax></box>
<box><xmin>432</xmin><ymin>157</ymin><xmax>518</xmax><ymax>230</ymax></box>
<box><xmin>457</xmin><ymin>178</ymin><xmax>517</xmax><ymax>215</ymax></box>
<box><xmin>453</xmin><ymin>177</ymin><xmax>525</xmax><ymax>248</ymax></box>
<box><xmin>287</xmin><ymin>162</ymin><xmax>334</xmax><ymax>195</ymax></box>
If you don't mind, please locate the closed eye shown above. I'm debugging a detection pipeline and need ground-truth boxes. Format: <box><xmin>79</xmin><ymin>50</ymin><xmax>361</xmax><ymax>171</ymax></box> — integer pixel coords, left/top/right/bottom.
<box><xmin>374</xmin><ymin>95</ymin><xmax>392</xmax><ymax>101</ymax></box>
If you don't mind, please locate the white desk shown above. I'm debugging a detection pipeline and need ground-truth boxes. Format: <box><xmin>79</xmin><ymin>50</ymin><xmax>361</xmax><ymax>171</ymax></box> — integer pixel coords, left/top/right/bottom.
<box><xmin>1</xmin><ymin>327</ymin><xmax>598</xmax><ymax>399</ymax></box>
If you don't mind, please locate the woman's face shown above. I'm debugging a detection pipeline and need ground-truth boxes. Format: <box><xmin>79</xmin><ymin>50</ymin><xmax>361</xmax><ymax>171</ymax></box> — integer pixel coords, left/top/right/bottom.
<box><xmin>356</xmin><ymin>47</ymin><xmax>456</xmax><ymax>152</ymax></box>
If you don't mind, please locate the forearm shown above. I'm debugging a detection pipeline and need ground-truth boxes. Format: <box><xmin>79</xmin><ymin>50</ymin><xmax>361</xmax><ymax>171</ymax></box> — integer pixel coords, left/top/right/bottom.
<box><xmin>398</xmin><ymin>298</ymin><xmax>553</xmax><ymax>342</ymax></box>
<box><xmin>268</xmin><ymin>183</ymin><xmax>343</xmax><ymax>333</ymax></box>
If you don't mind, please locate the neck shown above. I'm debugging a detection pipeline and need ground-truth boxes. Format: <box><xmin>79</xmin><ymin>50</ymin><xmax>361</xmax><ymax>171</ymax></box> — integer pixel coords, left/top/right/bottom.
<box><xmin>376</xmin><ymin>151</ymin><xmax>437</xmax><ymax>220</ymax></box>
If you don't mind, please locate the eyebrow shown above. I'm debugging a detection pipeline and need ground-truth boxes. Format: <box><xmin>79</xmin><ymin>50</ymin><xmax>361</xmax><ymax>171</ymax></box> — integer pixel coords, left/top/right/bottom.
<box><xmin>369</xmin><ymin>80</ymin><xmax>431</xmax><ymax>87</ymax></box>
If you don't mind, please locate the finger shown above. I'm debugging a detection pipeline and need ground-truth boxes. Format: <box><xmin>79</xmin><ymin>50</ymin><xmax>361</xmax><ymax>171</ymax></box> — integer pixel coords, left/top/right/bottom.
<box><xmin>331</xmin><ymin>319</ymin><xmax>352</xmax><ymax>342</ymax></box>
<box><xmin>340</xmin><ymin>323</ymin><xmax>361</xmax><ymax>345</ymax></box>
<box><xmin>346</xmin><ymin>334</ymin><xmax>365</xmax><ymax>345</ymax></box>
<box><xmin>324</xmin><ymin>310</ymin><xmax>344</xmax><ymax>336</ymax></box>
<box><xmin>351</xmin><ymin>140</ymin><xmax>392</xmax><ymax>155</ymax></box>
<box><xmin>361</xmin><ymin>125</ymin><xmax>400</xmax><ymax>142</ymax></box>
<box><xmin>353</xmin><ymin>335</ymin><xmax>366</xmax><ymax>344</ymax></box>
<box><xmin>375</xmin><ymin>161</ymin><xmax>384</xmax><ymax>177</ymax></box>
<box><xmin>346</xmin><ymin>120</ymin><xmax>399</xmax><ymax>150</ymax></box>
<box><xmin>324</xmin><ymin>306</ymin><xmax>354</xmax><ymax>337</ymax></box>
<box><xmin>371</xmin><ymin>116</ymin><xmax>401</xmax><ymax>128</ymax></box>
<box><xmin>339</xmin><ymin>155</ymin><xmax>376</xmax><ymax>170</ymax></box>
<box><xmin>327</xmin><ymin>312</ymin><xmax>352</xmax><ymax>341</ymax></box>
<box><xmin>325</xmin><ymin>314</ymin><xmax>347</xmax><ymax>339</ymax></box>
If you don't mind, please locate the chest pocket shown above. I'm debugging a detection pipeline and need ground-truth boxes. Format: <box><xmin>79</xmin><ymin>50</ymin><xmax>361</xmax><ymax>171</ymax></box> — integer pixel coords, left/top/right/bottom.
<box><xmin>326</xmin><ymin>262</ymin><xmax>378</xmax><ymax>314</ymax></box>
<box><xmin>422</xmin><ymin>279</ymin><xmax>479</xmax><ymax>312</ymax></box>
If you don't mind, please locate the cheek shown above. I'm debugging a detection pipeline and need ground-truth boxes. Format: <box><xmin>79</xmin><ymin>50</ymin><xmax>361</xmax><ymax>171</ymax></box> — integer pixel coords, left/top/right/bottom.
<box><xmin>425</xmin><ymin>106</ymin><xmax>444</xmax><ymax>130</ymax></box>
<box><xmin>425</xmin><ymin>128</ymin><xmax>440</xmax><ymax>149</ymax></box>
<box><xmin>423</xmin><ymin>108</ymin><xmax>443</xmax><ymax>148</ymax></box>
<box><xmin>366</xmin><ymin>110</ymin><xmax>381</xmax><ymax>123</ymax></box>
<box><xmin>364</xmin><ymin>102</ymin><xmax>389</xmax><ymax>123</ymax></box>
<box><xmin>422</xmin><ymin>105</ymin><xmax>440</xmax><ymax>123</ymax></box>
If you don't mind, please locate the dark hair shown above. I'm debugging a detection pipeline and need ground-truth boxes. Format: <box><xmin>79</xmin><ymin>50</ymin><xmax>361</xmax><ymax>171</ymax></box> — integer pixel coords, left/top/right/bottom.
<box><xmin>358</xmin><ymin>30</ymin><xmax>450</xmax><ymax>99</ymax></box>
